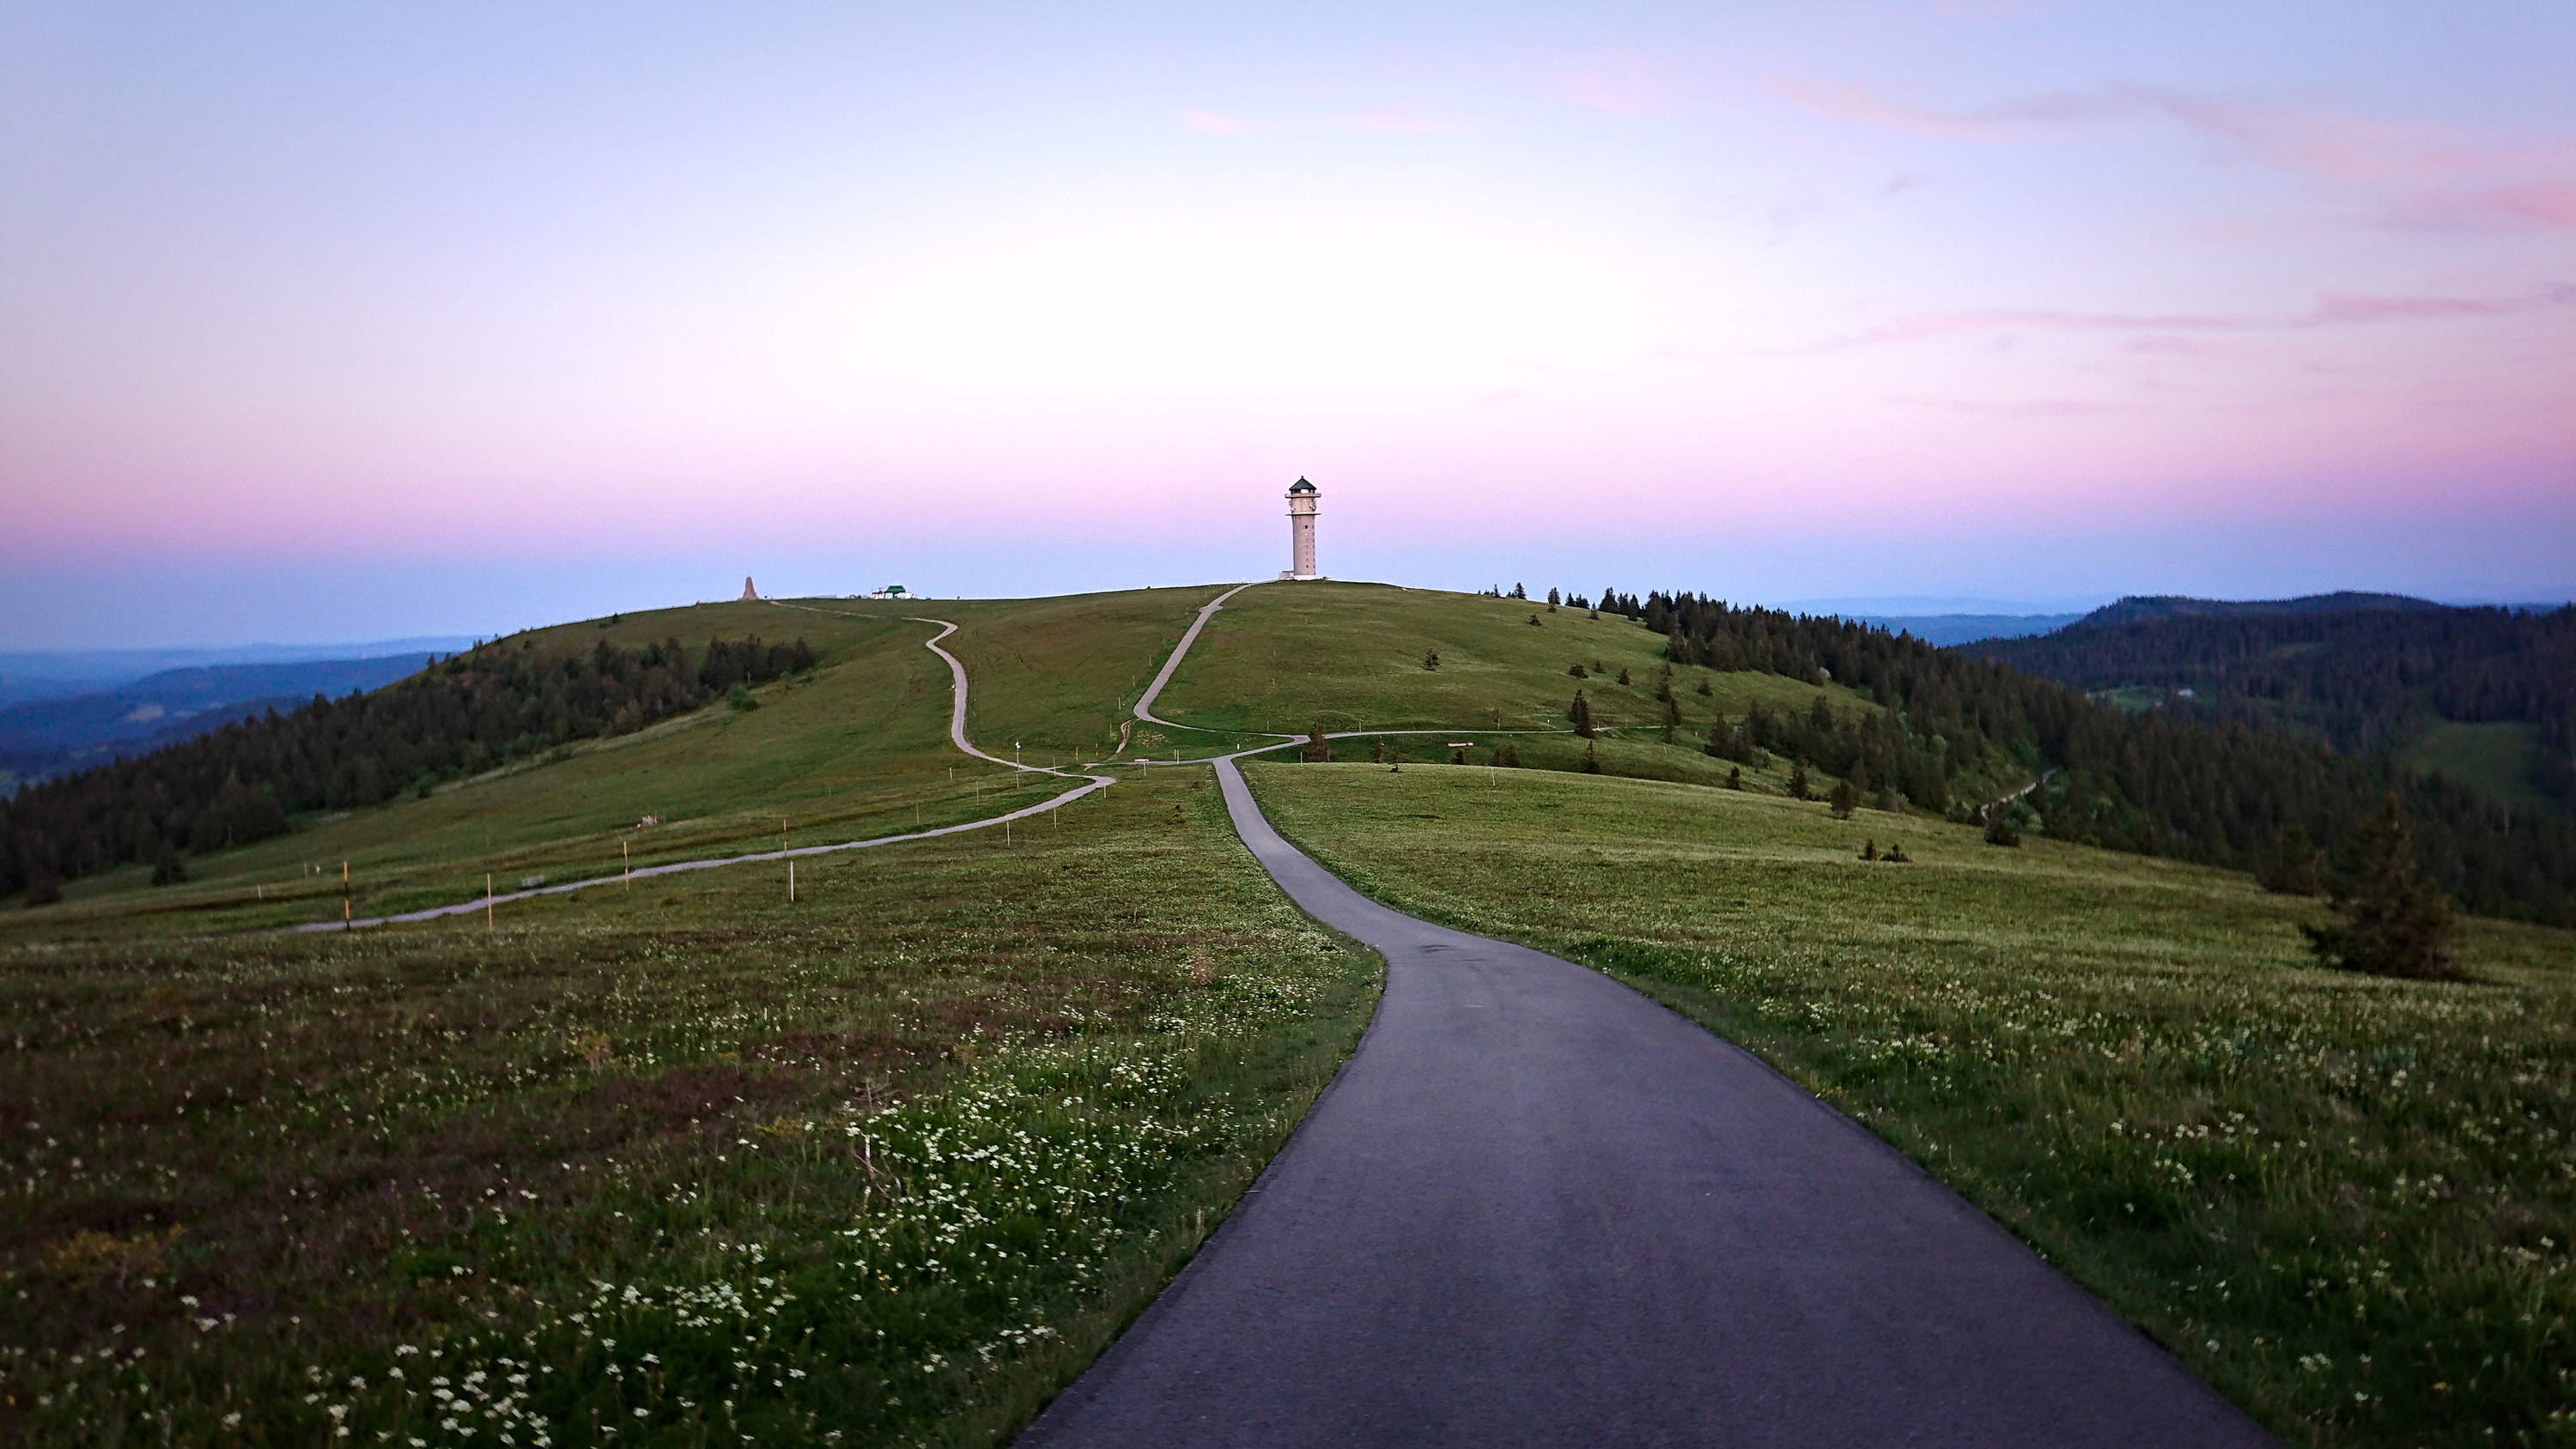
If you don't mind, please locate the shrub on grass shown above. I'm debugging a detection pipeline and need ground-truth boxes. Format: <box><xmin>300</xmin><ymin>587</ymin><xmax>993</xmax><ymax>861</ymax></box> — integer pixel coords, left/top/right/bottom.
<box><xmin>1423</xmin><ymin>650</ymin><xmax>1441</xmax><ymax>670</ymax></box>
<box><xmin>1303</xmin><ymin>721</ymin><xmax>1331</xmax><ymax>763</ymax></box>
<box><xmin>150</xmin><ymin>846</ymin><xmax>186</xmax><ymax>887</ymax></box>
<box><xmin>1984</xmin><ymin>812</ymin><xmax>2021</xmax><ymax>847</ymax></box>
<box><xmin>2303</xmin><ymin>794</ymin><xmax>2460</xmax><ymax>979</ymax></box>
<box><xmin>1582</xmin><ymin>742</ymin><xmax>1602</xmax><ymax>774</ymax></box>
<box><xmin>1568</xmin><ymin>663</ymin><xmax>1589</xmax><ymax>678</ymax></box>
<box><xmin>1494</xmin><ymin>741</ymin><xmax>1522</xmax><ymax>767</ymax></box>
<box><xmin>1725</xmin><ymin>767</ymin><xmax>1744</xmax><ymax>790</ymax></box>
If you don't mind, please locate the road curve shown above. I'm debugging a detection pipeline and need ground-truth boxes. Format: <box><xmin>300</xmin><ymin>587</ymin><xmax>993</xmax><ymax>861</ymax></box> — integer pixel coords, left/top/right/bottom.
<box><xmin>303</xmin><ymin>616</ymin><xmax>1111</xmax><ymax>931</ymax></box>
<box><xmin>1019</xmin><ymin>757</ymin><xmax>2275</xmax><ymax>1447</ymax></box>
<box><xmin>1132</xmin><ymin>582</ymin><xmax>1287</xmax><ymax>735</ymax></box>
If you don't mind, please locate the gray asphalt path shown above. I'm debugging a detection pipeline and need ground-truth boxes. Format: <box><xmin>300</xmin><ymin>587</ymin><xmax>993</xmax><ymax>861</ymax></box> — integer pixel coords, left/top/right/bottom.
<box><xmin>1019</xmin><ymin>755</ymin><xmax>2275</xmax><ymax>1448</ymax></box>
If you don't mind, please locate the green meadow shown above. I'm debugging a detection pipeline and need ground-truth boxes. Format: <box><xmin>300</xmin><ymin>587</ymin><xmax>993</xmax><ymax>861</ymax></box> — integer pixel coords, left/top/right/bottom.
<box><xmin>1243</xmin><ymin>759</ymin><xmax>2576</xmax><ymax>1448</ymax></box>
<box><xmin>2</xmin><ymin>751</ymin><xmax>1375</xmax><ymax>1448</ymax></box>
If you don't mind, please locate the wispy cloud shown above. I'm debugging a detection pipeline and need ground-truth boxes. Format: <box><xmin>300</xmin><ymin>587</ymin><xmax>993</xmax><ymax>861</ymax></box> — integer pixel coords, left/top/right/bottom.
<box><xmin>1888</xmin><ymin>394</ymin><xmax>2134</xmax><ymax>418</ymax></box>
<box><xmin>1555</xmin><ymin>51</ymin><xmax>1665</xmax><ymax>117</ymax></box>
<box><xmin>1766</xmin><ymin>76</ymin><xmax>2129</xmax><ymax>139</ymax></box>
<box><xmin>1779</xmin><ymin>285</ymin><xmax>2576</xmax><ymax>355</ymax></box>
<box><xmin>1176</xmin><ymin>108</ymin><xmax>1492</xmax><ymax>136</ymax></box>
<box><xmin>2381</xmin><ymin>182</ymin><xmax>2576</xmax><ymax>232</ymax></box>
<box><xmin>1770</xmin><ymin>76</ymin><xmax>2576</xmax><ymax>197</ymax></box>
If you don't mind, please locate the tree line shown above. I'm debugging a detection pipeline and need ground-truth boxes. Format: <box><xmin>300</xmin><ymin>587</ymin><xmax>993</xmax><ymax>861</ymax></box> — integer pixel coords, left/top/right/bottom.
<box><xmin>3</xmin><ymin>634</ymin><xmax>816</xmax><ymax>902</ymax></box>
<box><xmin>1610</xmin><ymin>591</ymin><xmax>2574</xmax><ymax>925</ymax></box>
<box><xmin>1964</xmin><ymin>603</ymin><xmax>2576</xmax><ymax>809</ymax></box>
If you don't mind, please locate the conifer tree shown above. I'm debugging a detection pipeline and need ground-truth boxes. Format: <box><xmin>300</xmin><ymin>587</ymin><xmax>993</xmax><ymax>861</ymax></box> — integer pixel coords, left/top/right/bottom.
<box><xmin>1984</xmin><ymin>811</ymin><xmax>2021</xmax><ymax>847</ymax></box>
<box><xmin>1661</xmin><ymin>696</ymin><xmax>1681</xmax><ymax>743</ymax></box>
<box><xmin>1496</xmin><ymin>740</ymin><xmax>1522</xmax><ymax>767</ymax></box>
<box><xmin>151</xmin><ymin>845</ymin><xmax>186</xmax><ymax>887</ymax></box>
<box><xmin>1423</xmin><ymin>650</ymin><xmax>1440</xmax><ymax>670</ymax></box>
<box><xmin>2303</xmin><ymin>794</ymin><xmax>2459</xmax><ymax>979</ymax></box>
<box><xmin>1569</xmin><ymin>663</ymin><xmax>1589</xmax><ymax>678</ymax></box>
<box><xmin>1725</xmin><ymin>766</ymin><xmax>1744</xmax><ymax>790</ymax></box>
<box><xmin>2262</xmin><ymin>823</ymin><xmax>2324</xmax><ymax>895</ymax></box>
<box><xmin>1787</xmin><ymin>761</ymin><xmax>1812</xmax><ymax>800</ymax></box>
<box><xmin>1695</xmin><ymin>676</ymin><xmax>1712</xmax><ymax>696</ymax></box>
<box><xmin>1303</xmin><ymin>720</ymin><xmax>1331</xmax><ymax>763</ymax></box>
<box><xmin>1861</xmin><ymin>840</ymin><xmax>1878</xmax><ymax>861</ymax></box>
<box><xmin>1830</xmin><ymin>778</ymin><xmax>1857</xmax><ymax>819</ymax></box>
<box><xmin>1547</xmin><ymin>588</ymin><xmax>1560</xmax><ymax>610</ymax></box>
<box><xmin>1370</xmin><ymin>737</ymin><xmax>1387</xmax><ymax>764</ymax></box>
<box><xmin>1582</xmin><ymin>741</ymin><xmax>1602</xmax><ymax>773</ymax></box>
<box><xmin>1617</xmin><ymin>667</ymin><xmax>1631</xmax><ymax>686</ymax></box>
<box><xmin>1570</xmin><ymin>690</ymin><xmax>1595</xmax><ymax>738</ymax></box>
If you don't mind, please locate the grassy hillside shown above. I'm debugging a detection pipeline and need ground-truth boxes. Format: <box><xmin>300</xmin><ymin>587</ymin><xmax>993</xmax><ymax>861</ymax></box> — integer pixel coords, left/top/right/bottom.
<box><xmin>796</xmin><ymin>585</ymin><xmax>1228</xmax><ymax>765</ymax></box>
<box><xmin>2</xmin><ymin>591</ymin><xmax>1222</xmax><ymax>942</ymax></box>
<box><xmin>1143</xmin><ymin>581</ymin><xmax>1976</xmax><ymax>793</ymax></box>
<box><xmin>2404</xmin><ymin>721</ymin><xmax>2550</xmax><ymax>814</ymax></box>
<box><xmin>3</xmin><ymin>735</ymin><xmax>1376</xmax><ymax>1445</ymax></box>
<box><xmin>1242</xmin><ymin>760</ymin><xmax>2575</xmax><ymax>1448</ymax></box>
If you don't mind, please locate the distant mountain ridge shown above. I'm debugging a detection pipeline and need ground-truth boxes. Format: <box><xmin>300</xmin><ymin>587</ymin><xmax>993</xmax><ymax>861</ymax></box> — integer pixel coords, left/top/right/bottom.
<box><xmin>0</xmin><ymin>654</ymin><xmax>441</xmax><ymax>785</ymax></box>
<box><xmin>2075</xmin><ymin>591</ymin><xmax>2448</xmax><ymax>627</ymax></box>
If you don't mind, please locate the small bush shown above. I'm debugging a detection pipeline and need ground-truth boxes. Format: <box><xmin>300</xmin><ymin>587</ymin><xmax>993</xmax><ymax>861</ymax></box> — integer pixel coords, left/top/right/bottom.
<box><xmin>1984</xmin><ymin>813</ymin><xmax>2021</xmax><ymax>848</ymax></box>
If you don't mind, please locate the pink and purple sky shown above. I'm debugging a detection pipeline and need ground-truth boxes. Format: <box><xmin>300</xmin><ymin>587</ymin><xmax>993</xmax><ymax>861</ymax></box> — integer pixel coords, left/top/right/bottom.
<box><xmin>5</xmin><ymin>1</ymin><xmax>2572</xmax><ymax>647</ymax></box>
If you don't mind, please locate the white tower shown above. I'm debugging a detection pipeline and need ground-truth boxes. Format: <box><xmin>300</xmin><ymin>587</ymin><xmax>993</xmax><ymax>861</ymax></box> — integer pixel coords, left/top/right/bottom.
<box><xmin>1285</xmin><ymin>476</ymin><xmax>1321</xmax><ymax>580</ymax></box>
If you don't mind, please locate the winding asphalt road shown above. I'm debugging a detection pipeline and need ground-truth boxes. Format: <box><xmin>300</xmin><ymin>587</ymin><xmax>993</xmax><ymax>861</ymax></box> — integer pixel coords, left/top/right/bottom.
<box><xmin>1020</xmin><ymin>589</ymin><xmax>2276</xmax><ymax>1447</ymax></box>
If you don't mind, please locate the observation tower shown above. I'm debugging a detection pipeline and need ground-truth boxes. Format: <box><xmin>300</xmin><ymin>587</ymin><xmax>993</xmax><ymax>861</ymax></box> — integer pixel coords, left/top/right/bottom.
<box><xmin>1284</xmin><ymin>477</ymin><xmax>1321</xmax><ymax>580</ymax></box>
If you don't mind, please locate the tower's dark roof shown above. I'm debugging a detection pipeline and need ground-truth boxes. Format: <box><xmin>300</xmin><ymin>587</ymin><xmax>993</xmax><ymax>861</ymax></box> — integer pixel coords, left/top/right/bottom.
<box><xmin>1287</xmin><ymin>476</ymin><xmax>1317</xmax><ymax>494</ymax></box>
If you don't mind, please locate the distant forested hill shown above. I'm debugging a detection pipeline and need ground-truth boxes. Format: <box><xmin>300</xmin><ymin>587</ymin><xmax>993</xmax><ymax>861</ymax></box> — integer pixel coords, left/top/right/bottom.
<box><xmin>1569</xmin><ymin>589</ymin><xmax>2576</xmax><ymax>925</ymax></box>
<box><xmin>0</xmin><ymin>655</ymin><xmax>440</xmax><ymax>784</ymax></box>
<box><xmin>0</xmin><ymin>634</ymin><xmax>814</xmax><ymax>900</ymax></box>
<box><xmin>1965</xmin><ymin>598</ymin><xmax>2576</xmax><ymax>811</ymax></box>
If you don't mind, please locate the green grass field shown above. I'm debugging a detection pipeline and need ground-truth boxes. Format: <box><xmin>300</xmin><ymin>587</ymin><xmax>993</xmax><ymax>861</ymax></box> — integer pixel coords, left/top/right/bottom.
<box><xmin>1242</xmin><ymin>759</ymin><xmax>2576</xmax><ymax>1447</ymax></box>
<box><xmin>1</xmin><ymin>767</ymin><xmax>1376</xmax><ymax>1447</ymax></box>
<box><xmin>2405</xmin><ymin>720</ymin><xmax>2552</xmax><ymax>814</ymax></box>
